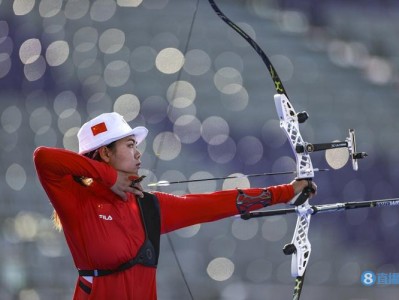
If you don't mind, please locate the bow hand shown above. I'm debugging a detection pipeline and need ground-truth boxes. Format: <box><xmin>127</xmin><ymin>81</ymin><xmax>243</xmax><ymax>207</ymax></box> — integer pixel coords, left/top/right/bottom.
<box><xmin>289</xmin><ymin>179</ymin><xmax>317</xmax><ymax>206</ymax></box>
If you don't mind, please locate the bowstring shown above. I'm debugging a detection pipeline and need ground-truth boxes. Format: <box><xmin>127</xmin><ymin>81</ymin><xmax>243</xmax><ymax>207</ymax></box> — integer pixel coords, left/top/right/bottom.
<box><xmin>151</xmin><ymin>0</ymin><xmax>200</xmax><ymax>174</ymax></box>
<box><xmin>151</xmin><ymin>0</ymin><xmax>201</xmax><ymax>299</ymax></box>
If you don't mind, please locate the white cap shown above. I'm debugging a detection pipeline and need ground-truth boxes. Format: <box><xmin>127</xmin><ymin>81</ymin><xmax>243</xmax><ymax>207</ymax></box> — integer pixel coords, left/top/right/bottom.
<box><xmin>77</xmin><ymin>112</ymin><xmax>148</xmax><ymax>154</ymax></box>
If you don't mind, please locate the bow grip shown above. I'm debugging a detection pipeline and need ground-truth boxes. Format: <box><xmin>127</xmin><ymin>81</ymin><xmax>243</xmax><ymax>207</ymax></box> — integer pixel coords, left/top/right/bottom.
<box><xmin>293</xmin><ymin>179</ymin><xmax>314</xmax><ymax>206</ymax></box>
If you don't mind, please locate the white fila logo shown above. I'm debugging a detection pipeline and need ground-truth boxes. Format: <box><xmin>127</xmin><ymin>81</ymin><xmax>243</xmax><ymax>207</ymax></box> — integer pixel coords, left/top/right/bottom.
<box><xmin>99</xmin><ymin>214</ymin><xmax>113</xmax><ymax>221</ymax></box>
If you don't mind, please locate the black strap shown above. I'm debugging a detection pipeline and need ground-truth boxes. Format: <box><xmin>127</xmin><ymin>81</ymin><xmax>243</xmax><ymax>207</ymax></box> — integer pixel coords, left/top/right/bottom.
<box><xmin>137</xmin><ymin>192</ymin><xmax>161</xmax><ymax>264</ymax></box>
<box><xmin>78</xmin><ymin>239</ymin><xmax>157</xmax><ymax>277</ymax></box>
<box><xmin>77</xmin><ymin>192</ymin><xmax>161</xmax><ymax>277</ymax></box>
<box><xmin>78</xmin><ymin>280</ymin><xmax>92</xmax><ymax>294</ymax></box>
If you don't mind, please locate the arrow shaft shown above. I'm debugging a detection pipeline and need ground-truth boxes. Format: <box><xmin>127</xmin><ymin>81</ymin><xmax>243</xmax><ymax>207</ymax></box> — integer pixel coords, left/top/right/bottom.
<box><xmin>148</xmin><ymin>169</ymin><xmax>328</xmax><ymax>187</ymax></box>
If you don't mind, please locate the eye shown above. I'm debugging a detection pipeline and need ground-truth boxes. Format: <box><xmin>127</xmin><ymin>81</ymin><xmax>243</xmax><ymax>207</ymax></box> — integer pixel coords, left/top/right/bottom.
<box><xmin>128</xmin><ymin>141</ymin><xmax>137</xmax><ymax>148</ymax></box>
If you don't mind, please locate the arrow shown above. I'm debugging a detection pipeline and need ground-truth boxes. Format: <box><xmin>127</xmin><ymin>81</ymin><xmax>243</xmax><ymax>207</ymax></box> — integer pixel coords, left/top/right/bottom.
<box><xmin>147</xmin><ymin>168</ymin><xmax>329</xmax><ymax>187</ymax></box>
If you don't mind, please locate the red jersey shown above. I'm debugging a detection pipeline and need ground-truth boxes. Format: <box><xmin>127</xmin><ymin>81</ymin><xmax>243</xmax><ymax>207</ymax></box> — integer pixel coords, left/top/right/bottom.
<box><xmin>33</xmin><ymin>146</ymin><xmax>294</xmax><ymax>300</ymax></box>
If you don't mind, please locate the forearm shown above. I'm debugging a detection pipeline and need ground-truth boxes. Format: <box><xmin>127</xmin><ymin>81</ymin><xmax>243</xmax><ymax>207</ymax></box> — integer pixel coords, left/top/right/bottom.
<box><xmin>157</xmin><ymin>184</ymin><xmax>294</xmax><ymax>233</ymax></box>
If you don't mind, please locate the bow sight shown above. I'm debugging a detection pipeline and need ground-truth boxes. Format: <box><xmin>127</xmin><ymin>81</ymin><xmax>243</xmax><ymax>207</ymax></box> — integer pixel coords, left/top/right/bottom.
<box><xmin>296</xmin><ymin>129</ymin><xmax>368</xmax><ymax>171</ymax></box>
<box><xmin>275</xmin><ymin>94</ymin><xmax>368</xmax><ymax>172</ymax></box>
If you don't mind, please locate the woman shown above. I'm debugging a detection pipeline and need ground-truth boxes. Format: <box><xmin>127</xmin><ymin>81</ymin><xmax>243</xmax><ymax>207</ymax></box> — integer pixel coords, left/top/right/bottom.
<box><xmin>33</xmin><ymin>112</ymin><xmax>316</xmax><ymax>300</ymax></box>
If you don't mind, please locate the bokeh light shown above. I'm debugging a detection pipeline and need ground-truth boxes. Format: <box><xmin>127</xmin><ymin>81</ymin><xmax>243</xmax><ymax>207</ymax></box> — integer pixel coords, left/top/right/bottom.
<box><xmin>19</xmin><ymin>38</ymin><xmax>42</xmax><ymax>64</ymax></box>
<box><xmin>183</xmin><ymin>49</ymin><xmax>211</xmax><ymax>76</ymax></box>
<box><xmin>117</xmin><ymin>0</ymin><xmax>143</xmax><ymax>7</ymax></box>
<box><xmin>173</xmin><ymin>114</ymin><xmax>201</xmax><ymax>144</ymax></box>
<box><xmin>206</xmin><ymin>257</ymin><xmax>235</xmax><ymax>281</ymax></box>
<box><xmin>6</xmin><ymin>163</ymin><xmax>27</xmax><ymax>191</ymax></box>
<box><xmin>231</xmin><ymin>218</ymin><xmax>258</xmax><ymax>240</ymax></box>
<box><xmin>1</xmin><ymin>106</ymin><xmax>22</xmax><ymax>133</ymax></box>
<box><xmin>39</xmin><ymin>0</ymin><xmax>63</xmax><ymax>18</ymax></box>
<box><xmin>155</xmin><ymin>47</ymin><xmax>184</xmax><ymax>74</ymax></box>
<box><xmin>46</xmin><ymin>40</ymin><xmax>69</xmax><ymax>66</ymax></box>
<box><xmin>201</xmin><ymin>116</ymin><xmax>229</xmax><ymax>145</ymax></box>
<box><xmin>214</xmin><ymin>67</ymin><xmax>243</xmax><ymax>94</ymax></box>
<box><xmin>222</xmin><ymin>173</ymin><xmax>250</xmax><ymax>190</ymax></box>
<box><xmin>188</xmin><ymin>171</ymin><xmax>217</xmax><ymax>193</ymax></box>
<box><xmin>64</xmin><ymin>0</ymin><xmax>90</xmax><ymax>20</ymax></box>
<box><xmin>99</xmin><ymin>28</ymin><xmax>125</xmax><ymax>54</ymax></box>
<box><xmin>104</xmin><ymin>60</ymin><xmax>131</xmax><ymax>87</ymax></box>
<box><xmin>13</xmin><ymin>0</ymin><xmax>35</xmax><ymax>16</ymax></box>
<box><xmin>152</xmin><ymin>131</ymin><xmax>182</xmax><ymax>161</ymax></box>
<box><xmin>175</xmin><ymin>224</ymin><xmax>201</xmax><ymax>238</ymax></box>
<box><xmin>114</xmin><ymin>94</ymin><xmax>141</xmax><ymax>121</ymax></box>
<box><xmin>90</xmin><ymin>0</ymin><xmax>117</xmax><ymax>22</ymax></box>
<box><xmin>166</xmin><ymin>80</ymin><xmax>196</xmax><ymax>108</ymax></box>
<box><xmin>24</xmin><ymin>56</ymin><xmax>47</xmax><ymax>81</ymax></box>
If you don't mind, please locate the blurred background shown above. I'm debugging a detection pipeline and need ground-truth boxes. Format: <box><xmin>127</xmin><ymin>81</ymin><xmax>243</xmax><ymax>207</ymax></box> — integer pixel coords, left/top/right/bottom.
<box><xmin>1</xmin><ymin>0</ymin><xmax>399</xmax><ymax>299</ymax></box>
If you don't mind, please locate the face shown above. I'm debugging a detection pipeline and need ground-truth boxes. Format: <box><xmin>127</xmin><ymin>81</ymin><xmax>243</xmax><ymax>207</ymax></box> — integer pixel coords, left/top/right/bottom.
<box><xmin>105</xmin><ymin>135</ymin><xmax>142</xmax><ymax>175</ymax></box>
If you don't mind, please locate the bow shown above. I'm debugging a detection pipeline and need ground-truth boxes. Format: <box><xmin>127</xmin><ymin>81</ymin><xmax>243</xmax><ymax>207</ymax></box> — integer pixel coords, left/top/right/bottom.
<box><xmin>208</xmin><ymin>1</ymin><xmax>366</xmax><ymax>299</ymax></box>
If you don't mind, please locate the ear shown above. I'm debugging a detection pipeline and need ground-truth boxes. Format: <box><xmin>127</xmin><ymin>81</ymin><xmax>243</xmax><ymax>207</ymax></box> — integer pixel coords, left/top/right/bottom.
<box><xmin>98</xmin><ymin>146</ymin><xmax>111</xmax><ymax>163</ymax></box>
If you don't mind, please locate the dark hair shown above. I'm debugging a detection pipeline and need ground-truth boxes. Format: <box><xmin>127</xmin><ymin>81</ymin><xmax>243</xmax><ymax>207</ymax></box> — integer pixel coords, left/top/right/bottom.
<box><xmin>83</xmin><ymin>141</ymin><xmax>117</xmax><ymax>161</ymax></box>
<box><xmin>73</xmin><ymin>141</ymin><xmax>117</xmax><ymax>185</ymax></box>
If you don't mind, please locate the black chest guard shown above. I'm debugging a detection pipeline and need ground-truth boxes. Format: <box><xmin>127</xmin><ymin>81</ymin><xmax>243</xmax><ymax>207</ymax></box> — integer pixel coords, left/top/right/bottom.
<box><xmin>136</xmin><ymin>191</ymin><xmax>161</xmax><ymax>266</ymax></box>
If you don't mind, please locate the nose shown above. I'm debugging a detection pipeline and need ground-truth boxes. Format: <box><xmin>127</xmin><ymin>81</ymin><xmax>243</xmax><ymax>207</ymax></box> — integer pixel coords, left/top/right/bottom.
<box><xmin>135</xmin><ymin>149</ymin><xmax>142</xmax><ymax>159</ymax></box>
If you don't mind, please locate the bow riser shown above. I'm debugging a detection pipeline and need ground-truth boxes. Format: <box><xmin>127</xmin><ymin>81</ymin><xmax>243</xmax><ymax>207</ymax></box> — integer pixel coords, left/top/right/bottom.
<box><xmin>275</xmin><ymin>92</ymin><xmax>313</xmax><ymax>280</ymax></box>
<box><xmin>274</xmin><ymin>94</ymin><xmax>314</xmax><ymax>179</ymax></box>
<box><xmin>291</xmin><ymin>212</ymin><xmax>311</xmax><ymax>277</ymax></box>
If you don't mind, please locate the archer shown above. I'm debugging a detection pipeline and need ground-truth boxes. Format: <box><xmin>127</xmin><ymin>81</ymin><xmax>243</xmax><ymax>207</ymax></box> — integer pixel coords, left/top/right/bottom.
<box><xmin>33</xmin><ymin>112</ymin><xmax>316</xmax><ymax>300</ymax></box>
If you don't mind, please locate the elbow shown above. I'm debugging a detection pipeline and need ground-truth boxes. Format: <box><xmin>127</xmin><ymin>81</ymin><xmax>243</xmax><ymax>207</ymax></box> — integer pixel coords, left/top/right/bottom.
<box><xmin>33</xmin><ymin>146</ymin><xmax>49</xmax><ymax>166</ymax></box>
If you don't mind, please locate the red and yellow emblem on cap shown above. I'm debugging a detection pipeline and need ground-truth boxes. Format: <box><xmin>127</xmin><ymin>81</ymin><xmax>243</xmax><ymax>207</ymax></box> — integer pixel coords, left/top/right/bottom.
<box><xmin>91</xmin><ymin>122</ymin><xmax>107</xmax><ymax>136</ymax></box>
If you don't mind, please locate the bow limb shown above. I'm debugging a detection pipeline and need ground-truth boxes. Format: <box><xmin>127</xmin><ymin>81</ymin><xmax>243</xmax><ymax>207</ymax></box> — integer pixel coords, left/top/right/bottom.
<box><xmin>208</xmin><ymin>0</ymin><xmax>288</xmax><ymax>97</ymax></box>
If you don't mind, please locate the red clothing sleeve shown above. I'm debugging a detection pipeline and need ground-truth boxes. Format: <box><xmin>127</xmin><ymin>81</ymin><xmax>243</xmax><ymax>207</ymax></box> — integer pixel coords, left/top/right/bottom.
<box><xmin>33</xmin><ymin>146</ymin><xmax>118</xmax><ymax>231</ymax></box>
<box><xmin>34</xmin><ymin>147</ymin><xmax>115</xmax><ymax>201</ymax></box>
<box><xmin>33</xmin><ymin>146</ymin><xmax>117</xmax><ymax>188</ymax></box>
<box><xmin>156</xmin><ymin>184</ymin><xmax>294</xmax><ymax>233</ymax></box>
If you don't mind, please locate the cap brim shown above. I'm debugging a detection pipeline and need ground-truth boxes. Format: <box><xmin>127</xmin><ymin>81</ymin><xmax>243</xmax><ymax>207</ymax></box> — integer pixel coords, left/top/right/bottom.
<box><xmin>102</xmin><ymin>126</ymin><xmax>148</xmax><ymax>147</ymax></box>
<box><xmin>79</xmin><ymin>126</ymin><xmax>148</xmax><ymax>154</ymax></box>
<box><xmin>131</xmin><ymin>126</ymin><xmax>148</xmax><ymax>145</ymax></box>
